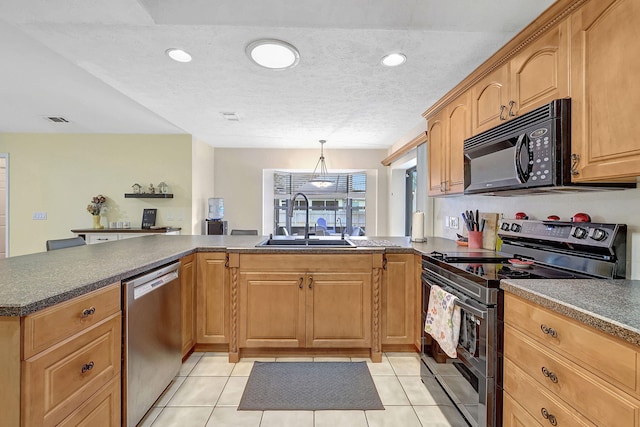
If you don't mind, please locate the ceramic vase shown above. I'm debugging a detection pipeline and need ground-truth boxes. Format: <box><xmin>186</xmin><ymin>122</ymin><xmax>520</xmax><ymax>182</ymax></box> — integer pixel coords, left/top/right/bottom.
<box><xmin>92</xmin><ymin>215</ymin><xmax>103</xmax><ymax>229</ymax></box>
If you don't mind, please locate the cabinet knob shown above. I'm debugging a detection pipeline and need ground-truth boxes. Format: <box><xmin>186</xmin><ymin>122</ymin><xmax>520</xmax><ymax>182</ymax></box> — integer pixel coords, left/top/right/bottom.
<box><xmin>540</xmin><ymin>324</ymin><xmax>558</xmax><ymax>338</ymax></box>
<box><xmin>81</xmin><ymin>361</ymin><xmax>95</xmax><ymax>374</ymax></box>
<box><xmin>541</xmin><ymin>408</ymin><xmax>557</xmax><ymax>426</ymax></box>
<box><xmin>541</xmin><ymin>366</ymin><xmax>559</xmax><ymax>383</ymax></box>
<box><xmin>81</xmin><ymin>306</ymin><xmax>96</xmax><ymax>318</ymax></box>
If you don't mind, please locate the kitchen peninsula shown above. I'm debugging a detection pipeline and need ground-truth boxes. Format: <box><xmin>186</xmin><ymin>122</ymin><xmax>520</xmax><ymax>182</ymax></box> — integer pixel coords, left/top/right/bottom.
<box><xmin>1</xmin><ymin>235</ymin><xmax>639</xmax><ymax>426</ymax></box>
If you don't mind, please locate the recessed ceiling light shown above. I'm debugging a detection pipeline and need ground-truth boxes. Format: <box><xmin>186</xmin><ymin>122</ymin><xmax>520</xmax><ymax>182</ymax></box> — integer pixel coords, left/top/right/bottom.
<box><xmin>246</xmin><ymin>39</ymin><xmax>300</xmax><ymax>70</ymax></box>
<box><xmin>381</xmin><ymin>52</ymin><xmax>407</xmax><ymax>67</ymax></box>
<box><xmin>165</xmin><ymin>48</ymin><xmax>192</xmax><ymax>63</ymax></box>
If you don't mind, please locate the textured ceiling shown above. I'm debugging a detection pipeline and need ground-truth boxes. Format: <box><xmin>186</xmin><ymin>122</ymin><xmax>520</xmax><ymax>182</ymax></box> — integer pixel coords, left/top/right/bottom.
<box><xmin>0</xmin><ymin>0</ymin><xmax>555</xmax><ymax>149</ymax></box>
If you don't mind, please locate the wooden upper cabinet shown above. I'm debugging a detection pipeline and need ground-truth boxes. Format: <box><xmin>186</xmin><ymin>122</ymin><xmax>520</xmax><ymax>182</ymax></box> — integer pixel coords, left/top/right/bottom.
<box><xmin>570</xmin><ymin>0</ymin><xmax>640</xmax><ymax>182</ymax></box>
<box><xmin>427</xmin><ymin>92</ymin><xmax>470</xmax><ymax>197</ymax></box>
<box><xmin>511</xmin><ymin>19</ymin><xmax>570</xmax><ymax>116</ymax></box>
<box><xmin>471</xmin><ymin>64</ymin><xmax>509</xmax><ymax>135</ymax></box>
<box><xmin>470</xmin><ymin>20</ymin><xmax>570</xmax><ymax>136</ymax></box>
<box><xmin>427</xmin><ymin>111</ymin><xmax>446</xmax><ymax>196</ymax></box>
<box><xmin>447</xmin><ymin>93</ymin><xmax>471</xmax><ymax>195</ymax></box>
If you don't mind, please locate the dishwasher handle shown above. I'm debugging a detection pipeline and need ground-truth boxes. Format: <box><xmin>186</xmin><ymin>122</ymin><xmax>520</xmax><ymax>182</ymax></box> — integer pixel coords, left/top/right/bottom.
<box><xmin>124</xmin><ymin>261</ymin><xmax>181</xmax><ymax>300</ymax></box>
<box><xmin>133</xmin><ymin>270</ymin><xmax>179</xmax><ymax>299</ymax></box>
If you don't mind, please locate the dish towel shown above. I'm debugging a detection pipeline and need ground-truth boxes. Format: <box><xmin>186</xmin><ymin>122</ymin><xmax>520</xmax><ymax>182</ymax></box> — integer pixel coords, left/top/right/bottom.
<box><xmin>424</xmin><ymin>285</ymin><xmax>462</xmax><ymax>358</ymax></box>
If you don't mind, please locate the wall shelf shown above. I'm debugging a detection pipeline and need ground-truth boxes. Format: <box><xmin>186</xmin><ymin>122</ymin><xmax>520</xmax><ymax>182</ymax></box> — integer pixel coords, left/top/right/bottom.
<box><xmin>124</xmin><ymin>193</ymin><xmax>173</xmax><ymax>198</ymax></box>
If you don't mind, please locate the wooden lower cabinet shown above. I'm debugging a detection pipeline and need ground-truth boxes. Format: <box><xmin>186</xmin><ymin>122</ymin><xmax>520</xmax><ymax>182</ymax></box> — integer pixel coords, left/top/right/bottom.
<box><xmin>306</xmin><ymin>272</ymin><xmax>371</xmax><ymax>348</ymax></box>
<box><xmin>0</xmin><ymin>282</ymin><xmax>122</xmax><ymax>427</ymax></box>
<box><xmin>196</xmin><ymin>252</ymin><xmax>229</xmax><ymax>345</ymax></box>
<box><xmin>180</xmin><ymin>254</ymin><xmax>197</xmax><ymax>357</ymax></box>
<box><xmin>381</xmin><ymin>253</ymin><xmax>415</xmax><ymax>347</ymax></box>
<box><xmin>239</xmin><ymin>271</ymin><xmax>372</xmax><ymax>348</ymax></box>
<box><xmin>503</xmin><ymin>292</ymin><xmax>640</xmax><ymax>427</ymax></box>
<box><xmin>240</xmin><ymin>272</ymin><xmax>306</xmax><ymax>348</ymax></box>
<box><xmin>235</xmin><ymin>253</ymin><xmax>381</xmax><ymax>359</ymax></box>
<box><xmin>57</xmin><ymin>376</ymin><xmax>121</xmax><ymax>427</ymax></box>
<box><xmin>503</xmin><ymin>393</ymin><xmax>543</xmax><ymax>427</ymax></box>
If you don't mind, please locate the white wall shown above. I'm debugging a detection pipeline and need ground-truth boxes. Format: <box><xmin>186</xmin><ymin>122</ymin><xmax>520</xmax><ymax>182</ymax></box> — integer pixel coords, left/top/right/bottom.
<box><xmin>433</xmin><ymin>184</ymin><xmax>640</xmax><ymax>278</ymax></box>
<box><xmin>0</xmin><ymin>133</ymin><xmax>193</xmax><ymax>256</ymax></box>
<box><xmin>214</xmin><ymin>147</ymin><xmax>388</xmax><ymax>235</ymax></box>
<box><xmin>191</xmin><ymin>138</ymin><xmax>215</xmax><ymax>235</ymax></box>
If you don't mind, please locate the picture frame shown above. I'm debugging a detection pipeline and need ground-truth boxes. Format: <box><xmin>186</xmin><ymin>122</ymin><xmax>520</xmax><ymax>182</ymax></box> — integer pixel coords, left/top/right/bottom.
<box><xmin>141</xmin><ymin>208</ymin><xmax>157</xmax><ymax>229</ymax></box>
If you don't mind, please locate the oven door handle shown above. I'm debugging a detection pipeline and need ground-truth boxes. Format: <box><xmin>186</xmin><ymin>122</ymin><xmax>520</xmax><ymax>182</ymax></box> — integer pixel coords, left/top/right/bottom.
<box><xmin>453</xmin><ymin>298</ymin><xmax>487</xmax><ymax>319</ymax></box>
<box><xmin>423</xmin><ymin>274</ymin><xmax>488</xmax><ymax>319</ymax></box>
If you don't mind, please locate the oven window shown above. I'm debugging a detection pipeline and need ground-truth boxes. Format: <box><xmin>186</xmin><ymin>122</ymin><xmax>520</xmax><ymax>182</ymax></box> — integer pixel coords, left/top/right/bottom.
<box><xmin>459</xmin><ymin>310</ymin><xmax>479</xmax><ymax>357</ymax></box>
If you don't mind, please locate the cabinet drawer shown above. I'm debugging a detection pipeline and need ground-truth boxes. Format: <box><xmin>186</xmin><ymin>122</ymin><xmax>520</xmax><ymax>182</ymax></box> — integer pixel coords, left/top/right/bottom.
<box><xmin>85</xmin><ymin>234</ymin><xmax>119</xmax><ymax>244</ymax></box>
<box><xmin>504</xmin><ymin>357</ymin><xmax>597</xmax><ymax>427</ymax></box>
<box><xmin>23</xmin><ymin>283</ymin><xmax>121</xmax><ymax>359</ymax></box>
<box><xmin>504</xmin><ymin>293</ymin><xmax>638</xmax><ymax>395</ymax></box>
<box><xmin>57</xmin><ymin>376</ymin><xmax>121</xmax><ymax>427</ymax></box>
<box><xmin>503</xmin><ymin>392</ymin><xmax>543</xmax><ymax>427</ymax></box>
<box><xmin>505</xmin><ymin>324</ymin><xmax>640</xmax><ymax>427</ymax></box>
<box><xmin>22</xmin><ymin>314</ymin><xmax>121</xmax><ymax>427</ymax></box>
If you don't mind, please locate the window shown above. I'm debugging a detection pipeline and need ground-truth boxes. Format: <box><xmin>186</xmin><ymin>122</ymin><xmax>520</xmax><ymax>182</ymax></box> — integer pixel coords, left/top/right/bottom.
<box><xmin>273</xmin><ymin>171</ymin><xmax>366</xmax><ymax>236</ymax></box>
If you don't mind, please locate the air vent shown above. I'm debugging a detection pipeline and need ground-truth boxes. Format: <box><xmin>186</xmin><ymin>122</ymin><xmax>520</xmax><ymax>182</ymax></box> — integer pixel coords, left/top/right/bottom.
<box><xmin>220</xmin><ymin>112</ymin><xmax>239</xmax><ymax>121</ymax></box>
<box><xmin>45</xmin><ymin>116</ymin><xmax>70</xmax><ymax>123</ymax></box>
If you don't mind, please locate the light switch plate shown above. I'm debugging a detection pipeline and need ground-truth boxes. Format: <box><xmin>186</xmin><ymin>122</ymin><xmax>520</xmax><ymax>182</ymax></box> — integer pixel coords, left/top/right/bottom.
<box><xmin>32</xmin><ymin>212</ymin><xmax>47</xmax><ymax>220</ymax></box>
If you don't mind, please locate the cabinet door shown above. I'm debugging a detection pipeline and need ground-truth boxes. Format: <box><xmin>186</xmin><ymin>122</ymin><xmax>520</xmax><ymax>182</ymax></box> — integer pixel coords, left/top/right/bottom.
<box><xmin>196</xmin><ymin>253</ymin><xmax>229</xmax><ymax>344</ymax></box>
<box><xmin>446</xmin><ymin>92</ymin><xmax>471</xmax><ymax>195</ymax></box>
<box><xmin>239</xmin><ymin>272</ymin><xmax>305</xmax><ymax>348</ymax></box>
<box><xmin>471</xmin><ymin>64</ymin><xmax>509</xmax><ymax>135</ymax></box>
<box><xmin>180</xmin><ymin>254</ymin><xmax>196</xmax><ymax>357</ymax></box>
<box><xmin>427</xmin><ymin>111</ymin><xmax>446</xmax><ymax>196</ymax></box>
<box><xmin>570</xmin><ymin>0</ymin><xmax>640</xmax><ymax>182</ymax></box>
<box><xmin>510</xmin><ymin>20</ymin><xmax>570</xmax><ymax>117</ymax></box>
<box><xmin>381</xmin><ymin>254</ymin><xmax>415</xmax><ymax>345</ymax></box>
<box><xmin>306</xmin><ymin>272</ymin><xmax>371</xmax><ymax>348</ymax></box>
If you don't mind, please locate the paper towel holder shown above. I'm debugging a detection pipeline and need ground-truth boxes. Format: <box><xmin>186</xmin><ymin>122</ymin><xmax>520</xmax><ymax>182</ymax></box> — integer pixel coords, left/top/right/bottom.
<box><xmin>411</xmin><ymin>211</ymin><xmax>426</xmax><ymax>243</ymax></box>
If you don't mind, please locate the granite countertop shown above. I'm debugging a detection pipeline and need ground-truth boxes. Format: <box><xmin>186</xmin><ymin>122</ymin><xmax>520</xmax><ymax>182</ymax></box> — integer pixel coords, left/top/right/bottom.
<box><xmin>501</xmin><ymin>279</ymin><xmax>640</xmax><ymax>346</ymax></box>
<box><xmin>0</xmin><ymin>234</ymin><xmax>464</xmax><ymax>317</ymax></box>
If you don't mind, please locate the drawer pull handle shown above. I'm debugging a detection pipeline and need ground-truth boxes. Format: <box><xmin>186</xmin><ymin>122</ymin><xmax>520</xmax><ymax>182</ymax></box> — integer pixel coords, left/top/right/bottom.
<box><xmin>541</xmin><ymin>408</ymin><xmax>557</xmax><ymax>426</ymax></box>
<box><xmin>298</xmin><ymin>277</ymin><xmax>304</xmax><ymax>289</ymax></box>
<box><xmin>541</xmin><ymin>367</ymin><xmax>558</xmax><ymax>383</ymax></box>
<box><xmin>308</xmin><ymin>276</ymin><xmax>313</xmax><ymax>289</ymax></box>
<box><xmin>540</xmin><ymin>324</ymin><xmax>558</xmax><ymax>338</ymax></box>
<box><xmin>81</xmin><ymin>307</ymin><xmax>96</xmax><ymax>318</ymax></box>
<box><xmin>81</xmin><ymin>361</ymin><xmax>95</xmax><ymax>374</ymax></box>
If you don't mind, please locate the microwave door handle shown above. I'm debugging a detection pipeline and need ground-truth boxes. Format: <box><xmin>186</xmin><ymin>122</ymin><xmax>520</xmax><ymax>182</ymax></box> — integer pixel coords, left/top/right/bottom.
<box><xmin>514</xmin><ymin>133</ymin><xmax>529</xmax><ymax>183</ymax></box>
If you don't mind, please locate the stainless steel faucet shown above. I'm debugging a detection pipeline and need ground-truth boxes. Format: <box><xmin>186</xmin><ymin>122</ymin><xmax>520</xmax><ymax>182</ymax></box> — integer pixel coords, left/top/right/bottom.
<box><xmin>288</xmin><ymin>192</ymin><xmax>310</xmax><ymax>239</ymax></box>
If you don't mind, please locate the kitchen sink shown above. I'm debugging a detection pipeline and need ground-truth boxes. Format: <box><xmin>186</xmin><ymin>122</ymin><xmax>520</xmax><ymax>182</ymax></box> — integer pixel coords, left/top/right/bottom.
<box><xmin>256</xmin><ymin>237</ymin><xmax>356</xmax><ymax>247</ymax></box>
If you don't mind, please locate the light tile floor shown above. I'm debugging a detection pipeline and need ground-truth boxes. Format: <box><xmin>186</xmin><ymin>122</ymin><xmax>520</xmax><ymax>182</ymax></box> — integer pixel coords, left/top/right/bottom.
<box><xmin>138</xmin><ymin>352</ymin><xmax>469</xmax><ymax>427</ymax></box>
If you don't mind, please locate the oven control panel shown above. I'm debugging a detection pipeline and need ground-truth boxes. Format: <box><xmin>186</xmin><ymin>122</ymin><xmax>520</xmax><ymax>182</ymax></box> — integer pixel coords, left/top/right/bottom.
<box><xmin>498</xmin><ymin>219</ymin><xmax>624</xmax><ymax>248</ymax></box>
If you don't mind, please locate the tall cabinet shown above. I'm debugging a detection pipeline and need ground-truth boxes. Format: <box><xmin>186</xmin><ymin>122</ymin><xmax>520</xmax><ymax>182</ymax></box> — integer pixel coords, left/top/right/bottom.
<box><xmin>569</xmin><ymin>0</ymin><xmax>640</xmax><ymax>182</ymax></box>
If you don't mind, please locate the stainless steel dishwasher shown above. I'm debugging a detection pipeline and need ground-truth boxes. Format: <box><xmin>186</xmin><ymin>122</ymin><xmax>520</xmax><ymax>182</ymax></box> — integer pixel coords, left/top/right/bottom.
<box><xmin>123</xmin><ymin>261</ymin><xmax>181</xmax><ymax>427</ymax></box>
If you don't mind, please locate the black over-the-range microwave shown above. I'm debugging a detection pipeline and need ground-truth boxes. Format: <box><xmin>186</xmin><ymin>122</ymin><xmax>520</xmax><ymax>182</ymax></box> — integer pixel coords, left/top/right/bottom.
<box><xmin>463</xmin><ymin>98</ymin><xmax>636</xmax><ymax>195</ymax></box>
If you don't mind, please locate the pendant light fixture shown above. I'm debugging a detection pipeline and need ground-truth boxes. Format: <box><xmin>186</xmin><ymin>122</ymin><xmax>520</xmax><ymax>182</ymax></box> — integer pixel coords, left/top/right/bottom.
<box><xmin>309</xmin><ymin>140</ymin><xmax>333</xmax><ymax>188</ymax></box>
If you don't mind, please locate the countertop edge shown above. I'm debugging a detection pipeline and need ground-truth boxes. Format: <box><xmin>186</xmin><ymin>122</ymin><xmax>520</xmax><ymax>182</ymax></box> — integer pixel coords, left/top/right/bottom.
<box><xmin>1</xmin><ymin>237</ymin><xmax>441</xmax><ymax>317</ymax></box>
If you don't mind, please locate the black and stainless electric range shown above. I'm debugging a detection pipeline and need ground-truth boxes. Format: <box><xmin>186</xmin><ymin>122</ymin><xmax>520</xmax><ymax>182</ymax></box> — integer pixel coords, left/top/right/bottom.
<box><xmin>420</xmin><ymin>219</ymin><xmax>627</xmax><ymax>427</ymax></box>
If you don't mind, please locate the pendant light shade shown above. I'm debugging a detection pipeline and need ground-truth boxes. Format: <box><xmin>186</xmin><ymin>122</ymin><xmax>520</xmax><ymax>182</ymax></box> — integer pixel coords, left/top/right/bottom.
<box><xmin>309</xmin><ymin>140</ymin><xmax>333</xmax><ymax>188</ymax></box>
